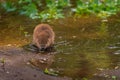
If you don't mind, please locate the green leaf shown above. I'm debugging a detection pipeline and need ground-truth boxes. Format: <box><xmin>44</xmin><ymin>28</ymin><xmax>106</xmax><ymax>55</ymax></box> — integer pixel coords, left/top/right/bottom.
<box><xmin>112</xmin><ymin>76</ymin><xmax>117</xmax><ymax>80</ymax></box>
<box><xmin>1</xmin><ymin>1</ymin><xmax>16</xmax><ymax>12</ymax></box>
<box><xmin>44</xmin><ymin>68</ymin><xmax>58</xmax><ymax>76</ymax></box>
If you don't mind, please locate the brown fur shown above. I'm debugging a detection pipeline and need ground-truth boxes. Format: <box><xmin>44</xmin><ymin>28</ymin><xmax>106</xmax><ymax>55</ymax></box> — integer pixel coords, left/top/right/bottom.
<box><xmin>33</xmin><ymin>24</ymin><xmax>55</xmax><ymax>51</ymax></box>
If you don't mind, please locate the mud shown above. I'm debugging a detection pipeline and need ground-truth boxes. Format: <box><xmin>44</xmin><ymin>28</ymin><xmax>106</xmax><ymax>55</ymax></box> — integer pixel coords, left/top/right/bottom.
<box><xmin>92</xmin><ymin>69</ymin><xmax>120</xmax><ymax>80</ymax></box>
<box><xmin>0</xmin><ymin>46</ymin><xmax>71</xmax><ymax>80</ymax></box>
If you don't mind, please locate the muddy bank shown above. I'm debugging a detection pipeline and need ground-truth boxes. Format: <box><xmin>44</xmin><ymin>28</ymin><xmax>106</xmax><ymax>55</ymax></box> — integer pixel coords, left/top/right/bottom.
<box><xmin>92</xmin><ymin>69</ymin><xmax>120</xmax><ymax>80</ymax></box>
<box><xmin>0</xmin><ymin>46</ymin><xmax>71</xmax><ymax>80</ymax></box>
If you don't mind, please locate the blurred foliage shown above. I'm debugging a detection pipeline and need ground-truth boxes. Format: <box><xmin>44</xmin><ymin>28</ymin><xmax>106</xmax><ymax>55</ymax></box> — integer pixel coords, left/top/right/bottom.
<box><xmin>0</xmin><ymin>0</ymin><xmax>120</xmax><ymax>21</ymax></box>
<box><xmin>0</xmin><ymin>1</ymin><xmax>16</xmax><ymax>12</ymax></box>
<box><xmin>75</xmin><ymin>0</ymin><xmax>120</xmax><ymax>18</ymax></box>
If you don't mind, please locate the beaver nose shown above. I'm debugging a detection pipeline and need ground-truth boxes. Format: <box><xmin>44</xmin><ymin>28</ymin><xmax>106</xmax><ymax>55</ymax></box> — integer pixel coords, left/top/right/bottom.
<box><xmin>41</xmin><ymin>47</ymin><xmax>45</xmax><ymax>51</ymax></box>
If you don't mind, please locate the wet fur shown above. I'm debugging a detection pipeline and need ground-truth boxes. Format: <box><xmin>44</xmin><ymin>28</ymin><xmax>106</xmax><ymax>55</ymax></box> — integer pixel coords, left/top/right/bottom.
<box><xmin>33</xmin><ymin>24</ymin><xmax>55</xmax><ymax>51</ymax></box>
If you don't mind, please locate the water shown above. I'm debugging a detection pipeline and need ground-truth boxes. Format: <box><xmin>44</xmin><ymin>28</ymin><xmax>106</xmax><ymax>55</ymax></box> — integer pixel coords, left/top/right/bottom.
<box><xmin>48</xmin><ymin>16</ymin><xmax>120</xmax><ymax>79</ymax></box>
<box><xmin>0</xmin><ymin>13</ymin><xmax>120</xmax><ymax>79</ymax></box>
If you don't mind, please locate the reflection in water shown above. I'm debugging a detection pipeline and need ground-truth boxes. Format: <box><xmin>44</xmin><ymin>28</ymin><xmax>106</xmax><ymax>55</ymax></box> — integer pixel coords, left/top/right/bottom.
<box><xmin>50</xmin><ymin>17</ymin><xmax>120</xmax><ymax>79</ymax></box>
<box><xmin>0</xmin><ymin>14</ymin><xmax>120</xmax><ymax>79</ymax></box>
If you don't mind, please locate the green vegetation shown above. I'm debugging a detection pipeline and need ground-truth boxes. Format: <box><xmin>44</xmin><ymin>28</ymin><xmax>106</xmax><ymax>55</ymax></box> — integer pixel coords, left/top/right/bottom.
<box><xmin>0</xmin><ymin>58</ymin><xmax>6</xmax><ymax>64</ymax></box>
<box><xmin>44</xmin><ymin>68</ymin><xmax>58</xmax><ymax>76</ymax></box>
<box><xmin>75</xmin><ymin>0</ymin><xmax>120</xmax><ymax>18</ymax></box>
<box><xmin>112</xmin><ymin>76</ymin><xmax>117</xmax><ymax>80</ymax></box>
<box><xmin>0</xmin><ymin>0</ymin><xmax>120</xmax><ymax>21</ymax></box>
